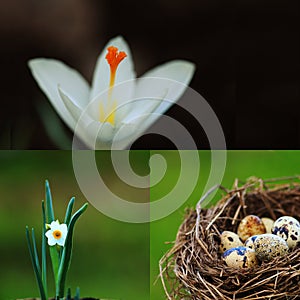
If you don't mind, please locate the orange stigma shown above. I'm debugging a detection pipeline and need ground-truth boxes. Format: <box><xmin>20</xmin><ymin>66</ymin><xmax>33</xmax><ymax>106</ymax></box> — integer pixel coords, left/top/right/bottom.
<box><xmin>99</xmin><ymin>46</ymin><xmax>127</xmax><ymax>125</ymax></box>
<box><xmin>105</xmin><ymin>46</ymin><xmax>127</xmax><ymax>87</ymax></box>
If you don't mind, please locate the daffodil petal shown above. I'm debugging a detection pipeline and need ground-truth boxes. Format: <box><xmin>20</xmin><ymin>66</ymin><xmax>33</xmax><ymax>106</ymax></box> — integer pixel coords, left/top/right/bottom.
<box><xmin>60</xmin><ymin>224</ymin><xmax>68</xmax><ymax>235</ymax></box>
<box><xmin>48</xmin><ymin>239</ymin><xmax>57</xmax><ymax>246</ymax></box>
<box><xmin>45</xmin><ymin>230</ymin><xmax>52</xmax><ymax>238</ymax></box>
<box><xmin>28</xmin><ymin>58</ymin><xmax>90</xmax><ymax>130</ymax></box>
<box><xmin>45</xmin><ymin>230</ymin><xmax>57</xmax><ymax>246</ymax></box>
<box><xmin>50</xmin><ymin>220</ymin><xmax>59</xmax><ymax>229</ymax></box>
<box><xmin>57</xmin><ymin>238</ymin><xmax>66</xmax><ymax>247</ymax></box>
<box><xmin>90</xmin><ymin>36</ymin><xmax>136</xmax><ymax>101</ymax></box>
<box><xmin>45</xmin><ymin>221</ymin><xmax>68</xmax><ymax>246</ymax></box>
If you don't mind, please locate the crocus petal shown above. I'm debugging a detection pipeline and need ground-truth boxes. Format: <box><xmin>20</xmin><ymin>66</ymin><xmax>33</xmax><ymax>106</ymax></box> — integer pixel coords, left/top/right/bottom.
<box><xmin>87</xmin><ymin>79</ymin><xmax>136</xmax><ymax>127</ymax></box>
<box><xmin>73</xmin><ymin>118</ymin><xmax>115</xmax><ymax>149</ymax></box>
<box><xmin>28</xmin><ymin>58</ymin><xmax>90</xmax><ymax>130</ymax></box>
<box><xmin>59</xmin><ymin>87</ymin><xmax>115</xmax><ymax>148</ymax></box>
<box><xmin>75</xmin><ymin>119</ymin><xmax>137</xmax><ymax>149</ymax></box>
<box><xmin>58</xmin><ymin>87</ymin><xmax>83</xmax><ymax>122</ymax></box>
<box><xmin>100</xmin><ymin>122</ymin><xmax>137</xmax><ymax>149</ymax></box>
<box><xmin>122</xmin><ymin>77</ymin><xmax>168</xmax><ymax>124</ymax></box>
<box><xmin>90</xmin><ymin>36</ymin><xmax>136</xmax><ymax>101</ymax></box>
<box><xmin>132</xmin><ymin>60</ymin><xmax>195</xmax><ymax>132</ymax></box>
<box><xmin>138</xmin><ymin>60</ymin><xmax>195</xmax><ymax>115</ymax></box>
<box><xmin>58</xmin><ymin>91</ymin><xmax>117</xmax><ymax>149</ymax></box>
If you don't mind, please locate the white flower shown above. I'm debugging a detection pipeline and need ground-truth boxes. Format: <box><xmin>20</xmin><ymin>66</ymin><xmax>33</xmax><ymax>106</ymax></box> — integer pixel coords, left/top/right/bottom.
<box><xmin>45</xmin><ymin>220</ymin><xmax>68</xmax><ymax>247</ymax></box>
<box><xmin>28</xmin><ymin>36</ymin><xmax>195</xmax><ymax>149</ymax></box>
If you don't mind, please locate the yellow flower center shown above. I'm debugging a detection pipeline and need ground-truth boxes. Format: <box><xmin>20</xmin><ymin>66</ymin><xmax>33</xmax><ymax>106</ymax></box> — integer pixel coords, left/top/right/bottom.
<box><xmin>99</xmin><ymin>46</ymin><xmax>127</xmax><ymax>125</ymax></box>
<box><xmin>52</xmin><ymin>230</ymin><xmax>62</xmax><ymax>240</ymax></box>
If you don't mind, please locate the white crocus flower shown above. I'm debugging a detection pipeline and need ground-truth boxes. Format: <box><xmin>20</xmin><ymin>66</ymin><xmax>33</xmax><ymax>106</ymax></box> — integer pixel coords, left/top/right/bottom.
<box><xmin>28</xmin><ymin>36</ymin><xmax>195</xmax><ymax>149</ymax></box>
<box><xmin>45</xmin><ymin>220</ymin><xmax>68</xmax><ymax>247</ymax></box>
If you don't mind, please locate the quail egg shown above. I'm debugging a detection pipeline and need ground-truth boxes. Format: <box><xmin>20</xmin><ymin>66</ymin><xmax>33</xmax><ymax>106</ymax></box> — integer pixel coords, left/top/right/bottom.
<box><xmin>253</xmin><ymin>234</ymin><xmax>289</xmax><ymax>262</ymax></box>
<box><xmin>261</xmin><ymin>217</ymin><xmax>275</xmax><ymax>234</ymax></box>
<box><xmin>219</xmin><ymin>231</ymin><xmax>243</xmax><ymax>253</ymax></box>
<box><xmin>237</xmin><ymin>215</ymin><xmax>266</xmax><ymax>241</ymax></box>
<box><xmin>271</xmin><ymin>216</ymin><xmax>300</xmax><ymax>248</ymax></box>
<box><xmin>244</xmin><ymin>235</ymin><xmax>258</xmax><ymax>250</ymax></box>
<box><xmin>222</xmin><ymin>246</ymin><xmax>258</xmax><ymax>269</ymax></box>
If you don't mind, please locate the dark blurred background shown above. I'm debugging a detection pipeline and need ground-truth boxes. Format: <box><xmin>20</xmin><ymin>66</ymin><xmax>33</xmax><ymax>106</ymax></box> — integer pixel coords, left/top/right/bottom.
<box><xmin>0</xmin><ymin>0</ymin><xmax>299</xmax><ymax>149</ymax></box>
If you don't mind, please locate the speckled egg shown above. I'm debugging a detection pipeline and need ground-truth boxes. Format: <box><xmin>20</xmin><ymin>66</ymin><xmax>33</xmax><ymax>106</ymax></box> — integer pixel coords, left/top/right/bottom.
<box><xmin>261</xmin><ymin>217</ymin><xmax>275</xmax><ymax>234</ymax></box>
<box><xmin>253</xmin><ymin>234</ymin><xmax>289</xmax><ymax>261</ymax></box>
<box><xmin>222</xmin><ymin>246</ymin><xmax>258</xmax><ymax>269</ymax></box>
<box><xmin>271</xmin><ymin>216</ymin><xmax>300</xmax><ymax>248</ymax></box>
<box><xmin>244</xmin><ymin>235</ymin><xmax>259</xmax><ymax>250</ymax></box>
<box><xmin>237</xmin><ymin>215</ymin><xmax>266</xmax><ymax>241</ymax></box>
<box><xmin>219</xmin><ymin>231</ymin><xmax>243</xmax><ymax>253</ymax></box>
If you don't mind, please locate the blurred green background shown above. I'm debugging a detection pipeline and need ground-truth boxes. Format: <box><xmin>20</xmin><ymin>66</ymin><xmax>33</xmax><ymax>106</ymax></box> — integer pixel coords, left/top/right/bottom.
<box><xmin>1</xmin><ymin>150</ymin><xmax>300</xmax><ymax>300</ymax></box>
<box><xmin>0</xmin><ymin>151</ymin><xmax>150</xmax><ymax>300</ymax></box>
<box><xmin>150</xmin><ymin>150</ymin><xmax>300</xmax><ymax>299</ymax></box>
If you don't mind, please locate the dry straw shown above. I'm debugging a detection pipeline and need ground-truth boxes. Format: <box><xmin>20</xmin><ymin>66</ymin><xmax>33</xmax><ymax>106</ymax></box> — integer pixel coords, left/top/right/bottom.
<box><xmin>159</xmin><ymin>176</ymin><xmax>300</xmax><ymax>300</ymax></box>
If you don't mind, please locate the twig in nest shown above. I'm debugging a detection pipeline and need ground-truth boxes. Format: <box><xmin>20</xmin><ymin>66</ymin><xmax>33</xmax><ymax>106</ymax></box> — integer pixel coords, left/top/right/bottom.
<box><xmin>159</xmin><ymin>177</ymin><xmax>300</xmax><ymax>300</ymax></box>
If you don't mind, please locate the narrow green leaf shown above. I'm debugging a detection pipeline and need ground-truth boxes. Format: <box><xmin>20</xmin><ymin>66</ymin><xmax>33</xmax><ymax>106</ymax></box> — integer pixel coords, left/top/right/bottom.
<box><xmin>41</xmin><ymin>201</ymin><xmax>48</xmax><ymax>298</ymax></box>
<box><xmin>56</xmin><ymin>203</ymin><xmax>88</xmax><ymax>298</ymax></box>
<box><xmin>75</xmin><ymin>287</ymin><xmax>80</xmax><ymax>300</ymax></box>
<box><xmin>45</xmin><ymin>180</ymin><xmax>55</xmax><ymax>222</ymax></box>
<box><xmin>64</xmin><ymin>197</ymin><xmax>75</xmax><ymax>226</ymax></box>
<box><xmin>31</xmin><ymin>228</ymin><xmax>41</xmax><ymax>277</ymax></box>
<box><xmin>26</xmin><ymin>226</ymin><xmax>47</xmax><ymax>300</ymax></box>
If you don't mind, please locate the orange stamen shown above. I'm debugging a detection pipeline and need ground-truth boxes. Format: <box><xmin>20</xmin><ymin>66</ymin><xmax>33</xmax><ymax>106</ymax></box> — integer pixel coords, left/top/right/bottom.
<box><xmin>105</xmin><ymin>46</ymin><xmax>127</xmax><ymax>87</ymax></box>
<box><xmin>99</xmin><ymin>46</ymin><xmax>127</xmax><ymax>125</ymax></box>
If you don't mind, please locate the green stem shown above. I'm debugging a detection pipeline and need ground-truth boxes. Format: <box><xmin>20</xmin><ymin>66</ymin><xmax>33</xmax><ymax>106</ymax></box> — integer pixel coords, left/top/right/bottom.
<box><xmin>56</xmin><ymin>203</ymin><xmax>88</xmax><ymax>298</ymax></box>
<box><xmin>45</xmin><ymin>180</ymin><xmax>60</xmax><ymax>281</ymax></box>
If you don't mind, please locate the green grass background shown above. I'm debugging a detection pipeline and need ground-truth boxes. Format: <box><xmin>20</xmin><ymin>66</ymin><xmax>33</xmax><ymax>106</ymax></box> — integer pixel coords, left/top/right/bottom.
<box><xmin>1</xmin><ymin>150</ymin><xmax>300</xmax><ymax>300</ymax></box>
<box><xmin>0</xmin><ymin>151</ymin><xmax>150</xmax><ymax>300</ymax></box>
<box><xmin>150</xmin><ymin>150</ymin><xmax>300</xmax><ymax>299</ymax></box>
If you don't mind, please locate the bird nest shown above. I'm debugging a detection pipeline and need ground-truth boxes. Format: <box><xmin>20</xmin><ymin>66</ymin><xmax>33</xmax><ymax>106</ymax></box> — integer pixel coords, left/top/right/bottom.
<box><xmin>159</xmin><ymin>177</ymin><xmax>300</xmax><ymax>300</ymax></box>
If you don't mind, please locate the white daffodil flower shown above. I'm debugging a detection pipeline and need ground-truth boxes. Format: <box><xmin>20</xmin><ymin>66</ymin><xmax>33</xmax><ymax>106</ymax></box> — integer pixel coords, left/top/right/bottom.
<box><xmin>45</xmin><ymin>220</ymin><xmax>68</xmax><ymax>247</ymax></box>
<box><xmin>28</xmin><ymin>36</ymin><xmax>195</xmax><ymax>149</ymax></box>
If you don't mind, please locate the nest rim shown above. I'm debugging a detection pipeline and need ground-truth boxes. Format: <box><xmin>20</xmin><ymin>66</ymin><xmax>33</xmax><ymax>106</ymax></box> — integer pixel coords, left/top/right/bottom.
<box><xmin>160</xmin><ymin>176</ymin><xmax>300</xmax><ymax>300</ymax></box>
